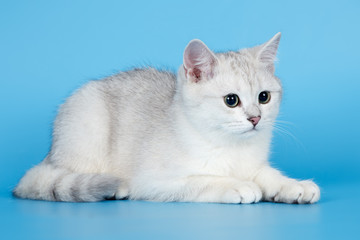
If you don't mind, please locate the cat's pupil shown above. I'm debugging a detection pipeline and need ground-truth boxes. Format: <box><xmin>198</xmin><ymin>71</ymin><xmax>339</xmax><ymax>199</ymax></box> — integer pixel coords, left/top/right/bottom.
<box><xmin>259</xmin><ymin>91</ymin><xmax>271</xmax><ymax>104</ymax></box>
<box><xmin>224</xmin><ymin>94</ymin><xmax>239</xmax><ymax>108</ymax></box>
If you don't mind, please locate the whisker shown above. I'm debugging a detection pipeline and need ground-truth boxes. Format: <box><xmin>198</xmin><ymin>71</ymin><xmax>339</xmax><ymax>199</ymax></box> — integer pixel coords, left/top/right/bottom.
<box><xmin>260</xmin><ymin>119</ymin><xmax>304</xmax><ymax>150</ymax></box>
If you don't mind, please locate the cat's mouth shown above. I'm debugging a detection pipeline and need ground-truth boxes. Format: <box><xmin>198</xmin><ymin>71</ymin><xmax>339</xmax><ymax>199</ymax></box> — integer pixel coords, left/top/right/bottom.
<box><xmin>242</xmin><ymin>127</ymin><xmax>258</xmax><ymax>134</ymax></box>
<box><xmin>246</xmin><ymin>127</ymin><xmax>257</xmax><ymax>132</ymax></box>
<box><xmin>224</xmin><ymin>123</ymin><xmax>259</xmax><ymax>136</ymax></box>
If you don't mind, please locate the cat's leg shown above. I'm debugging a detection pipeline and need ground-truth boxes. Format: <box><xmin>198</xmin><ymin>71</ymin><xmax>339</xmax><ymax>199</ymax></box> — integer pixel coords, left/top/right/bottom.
<box><xmin>187</xmin><ymin>176</ymin><xmax>262</xmax><ymax>204</ymax></box>
<box><xmin>130</xmin><ymin>176</ymin><xmax>262</xmax><ymax>204</ymax></box>
<box><xmin>253</xmin><ymin>166</ymin><xmax>320</xmax><ymax>204</ymax></box>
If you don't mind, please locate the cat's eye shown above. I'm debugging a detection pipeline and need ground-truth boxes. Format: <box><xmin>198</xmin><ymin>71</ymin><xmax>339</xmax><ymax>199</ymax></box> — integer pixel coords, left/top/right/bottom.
<box><xmin>259</xmin><ymin>91</ymin><xmax>271</xmax><ymax>104</ymax></box>
<box><xmin>224</xmin><ymin>94</ymin><xmax>240</xmax><ymax>108</ymax></box>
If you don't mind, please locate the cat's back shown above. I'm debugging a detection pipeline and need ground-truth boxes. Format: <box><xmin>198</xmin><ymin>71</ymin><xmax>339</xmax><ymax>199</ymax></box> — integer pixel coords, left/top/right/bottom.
<box><xmin>101</xmin><ymin>68</ymin><xmax>176</xmax><ymax>117</ymax></box>
<box><xmin>103</xmin><ymin>67</ymin><xmax>176</xmax><ymax>103</ymax></box>
<box><xmin>97</xmin><ymin>68</ymin><xmax>177</xmax><ymax>130</ymax></box>
<box><xmin>57</xmin><ymin>67</ymin><xmax>176</xmax><ymax>130</ymax></box>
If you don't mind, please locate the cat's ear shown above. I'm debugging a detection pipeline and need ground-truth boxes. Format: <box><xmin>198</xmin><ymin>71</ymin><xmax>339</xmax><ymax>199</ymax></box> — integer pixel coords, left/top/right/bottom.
<box><xmin>257</xmin><ymin>32</ymin><xmax>281</xmax><ymax>73</ymax></box>
<box><xmin>183</xmin><ymin>39</ymin><xmax>217</xmax><ymax>83</ymax></box>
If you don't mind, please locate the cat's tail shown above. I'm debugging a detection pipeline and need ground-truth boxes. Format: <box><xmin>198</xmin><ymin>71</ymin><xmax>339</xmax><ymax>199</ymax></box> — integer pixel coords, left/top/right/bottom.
<box><xmin>13</xmin><ymin>162</ymin><xmax>121</xmax><ymax>202</ymax></box>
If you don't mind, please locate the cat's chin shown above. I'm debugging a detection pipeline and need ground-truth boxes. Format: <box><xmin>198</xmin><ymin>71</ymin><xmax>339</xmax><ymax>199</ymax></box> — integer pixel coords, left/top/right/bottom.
<box><xmin>239</xmin><ymin>128</ymin><xmax>258</xmax><ymax>138</ymax></box>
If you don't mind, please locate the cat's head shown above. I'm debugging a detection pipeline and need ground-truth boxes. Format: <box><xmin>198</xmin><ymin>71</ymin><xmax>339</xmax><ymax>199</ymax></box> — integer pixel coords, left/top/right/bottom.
<box><xmin>177</xmin><ymin>33</ymin><xmax>282</xmax><ymax>143</ymax></box>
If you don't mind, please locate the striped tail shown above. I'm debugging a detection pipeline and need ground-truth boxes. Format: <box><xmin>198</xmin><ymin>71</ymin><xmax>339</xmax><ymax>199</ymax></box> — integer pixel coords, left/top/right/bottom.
<box><xmin>13</xmin><ymin>163</ymin><xmax>121</xmax><ymax>202</ymax></box>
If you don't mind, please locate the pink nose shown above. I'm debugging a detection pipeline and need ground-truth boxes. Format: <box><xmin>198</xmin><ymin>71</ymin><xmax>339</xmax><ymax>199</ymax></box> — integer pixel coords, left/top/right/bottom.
<box><xmin>248</xmin><ymin>116</ymin><xmax>261</xmax><ymax>126</ymax></box>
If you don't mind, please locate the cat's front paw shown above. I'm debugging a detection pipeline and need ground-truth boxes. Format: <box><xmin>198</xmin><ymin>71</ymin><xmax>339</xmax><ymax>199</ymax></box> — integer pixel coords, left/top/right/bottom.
<box><xmin>272</xmin><ymin>180</ymin><xmax>320</xmax><ymax>204</ymax></box>
<box><xmin>222</xmin><ymin>182</ymin><xmax>262</xmax><ymax>204</ymax></box>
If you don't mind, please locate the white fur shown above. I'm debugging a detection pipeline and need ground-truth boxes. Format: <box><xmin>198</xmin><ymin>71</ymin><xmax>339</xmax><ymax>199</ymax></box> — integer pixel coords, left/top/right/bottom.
<box><xmin>14</xmin><ymin>33</ymin><xmax>320</xmax><ymax>204</ymax></box>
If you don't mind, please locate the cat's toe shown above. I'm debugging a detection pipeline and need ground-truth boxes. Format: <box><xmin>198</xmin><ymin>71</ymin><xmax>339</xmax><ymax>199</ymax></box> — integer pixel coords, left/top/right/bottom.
<box><xmin>299</xmin><ymin>180</ymin><xmax>320</xmax><ymax>204</ymax></box>
<box><xmin>273</xmin><ymin>180</ymin><xmax>320</xmax><ymax>204</ymax></box>
<box><xmin>274</xmin><ymin>181</ymin><xmax>304</xmax><ymax>204</ymax></box>
<box><xmin>237</xmin><ymin>182</ymin><xmax>262</xmax><ymax>204</ymax></box>
<box><xmin>221</xmin><ymin>182</ymin><xmax>262</xmax><ymax>204</ymax></box>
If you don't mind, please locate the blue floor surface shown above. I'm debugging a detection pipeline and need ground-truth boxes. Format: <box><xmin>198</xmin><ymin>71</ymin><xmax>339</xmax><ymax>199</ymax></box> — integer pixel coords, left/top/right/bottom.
<box><xmin>1</xmin><ymin>182</ymin><xmax>359</xmax><ymax>240</ymax></box>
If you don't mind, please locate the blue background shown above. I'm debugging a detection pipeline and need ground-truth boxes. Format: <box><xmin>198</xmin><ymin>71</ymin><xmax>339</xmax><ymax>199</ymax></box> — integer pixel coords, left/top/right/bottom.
<box><xmin>1</xmin><ymin>0</ymin><xmax>359</xmax><ymax>239</ymax></box>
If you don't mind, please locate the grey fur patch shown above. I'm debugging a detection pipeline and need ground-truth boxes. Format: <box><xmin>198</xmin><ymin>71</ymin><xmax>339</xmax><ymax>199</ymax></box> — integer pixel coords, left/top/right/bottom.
<box><xmin>69</xmin><ymin>175</ymin><xmax>83</xmax><ymax>202</ymax></box>
<box><xmin>85</xmin><ymin>174</ymin><xmax>121</xmax><ymax>202</ymax></box>
<box><xmin>48</xmin><ymin>173</ymin><xmax>121</xmax><ymax>202</ymax></box>
<box><xmin>51</xmin><ymin>173</ymin><xmax>66</xmax><ymax>201</ymax></box>
<box><xmin>51</xmin><ymin>187</ymin><xmax>58</xmax><ymax>201</ymax></box>
<box><xmin>42</xmin><ymin>170</ymin><xmax>122</xmax><ymax>202</ymax></box>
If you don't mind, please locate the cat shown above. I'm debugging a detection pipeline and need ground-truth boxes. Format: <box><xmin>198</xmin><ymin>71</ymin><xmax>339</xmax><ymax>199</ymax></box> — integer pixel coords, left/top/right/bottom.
<box><xmin>13</xmin><ymin>33</ymin><xmax>320</xmax><ymax>204</ymax></box>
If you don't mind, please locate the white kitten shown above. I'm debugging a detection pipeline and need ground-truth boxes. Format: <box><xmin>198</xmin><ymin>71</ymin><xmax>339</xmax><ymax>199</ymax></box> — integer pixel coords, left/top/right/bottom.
<box><xmin>14</xmin><ymin>33</ymin><xmax>320</xmax><ymax>204</ymax></box>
